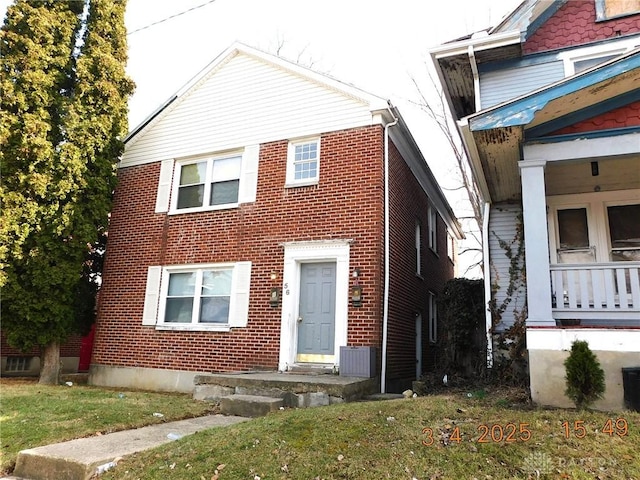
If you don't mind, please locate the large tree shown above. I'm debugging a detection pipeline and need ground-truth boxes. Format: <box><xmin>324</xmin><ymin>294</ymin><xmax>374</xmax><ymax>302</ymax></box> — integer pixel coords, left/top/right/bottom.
<box><xmin>0</xmin><ymin>0</ymin><xmax>134</xmax><ymax>384</ymax></box>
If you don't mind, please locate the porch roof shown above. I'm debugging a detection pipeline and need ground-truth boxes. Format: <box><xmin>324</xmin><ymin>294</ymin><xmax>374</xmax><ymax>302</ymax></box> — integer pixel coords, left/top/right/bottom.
<box><xmin>458</xmin><ymin>48</ymin><xmax>640</xmax><ymax>203</ymax></box>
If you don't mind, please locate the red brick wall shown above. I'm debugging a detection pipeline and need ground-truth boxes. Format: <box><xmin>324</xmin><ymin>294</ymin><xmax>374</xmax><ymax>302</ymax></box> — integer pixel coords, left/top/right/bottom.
<box><xmin>1</xmin><ymin>331</ymin><xmax>83</xmax><ymax>357</ymax></box>
<box><xmin>93</xmin><ymin>125</ymin><xmax>387</xmax><ymax>373</ymax></box>
<box><xmin>385</xmin><ymin>142</ymin><xmax>455</xmax><ymax>391</ymax></box>
<box><xmin>524</xmin><ymin>1</ymin><xmax>640</xmax><ymax>55</ymax></box>
<box><xmin>549</xmin><ymin>100</ymin><xmax>640</xmax><ymax>135</ymax></box>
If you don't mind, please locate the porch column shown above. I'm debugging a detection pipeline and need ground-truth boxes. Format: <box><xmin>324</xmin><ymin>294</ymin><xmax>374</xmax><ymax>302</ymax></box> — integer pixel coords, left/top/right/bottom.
<box><xmin>518</xmin><ymin>159</ymin><xmax>554</xmax><ymax>326</ymax></box>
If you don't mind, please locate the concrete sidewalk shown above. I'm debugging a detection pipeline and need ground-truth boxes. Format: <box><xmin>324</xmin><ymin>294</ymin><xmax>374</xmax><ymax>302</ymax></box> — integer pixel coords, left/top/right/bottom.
<box><xmin>6</xmin><ymin>414</ymin><xmax>249</xmax><ymax>480</ymax></box>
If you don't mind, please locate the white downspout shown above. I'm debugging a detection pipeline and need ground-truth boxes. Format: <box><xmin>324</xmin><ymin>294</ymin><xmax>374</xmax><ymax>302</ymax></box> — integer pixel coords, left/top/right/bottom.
<box><xmin>482</xmin><ymin>201</ymin><xmax>493</xmax><ymax>368</ymax></box>
<box><xmin>381</xmin><ymin>103</ymin><xmax>398</xmax><ymax>394</ymax></box>
<box><xmin>468</xmin><ymin>45</ymin><xmax>481</xmax><ymax>112</ymax></box>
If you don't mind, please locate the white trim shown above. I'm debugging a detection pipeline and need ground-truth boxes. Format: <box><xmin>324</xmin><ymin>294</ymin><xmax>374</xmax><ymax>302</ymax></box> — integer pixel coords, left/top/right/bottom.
<box><xmin>527</xmin><ymin>328</ymin><xmax>640</xmax><ymax>352</ymax></box>
<box><xmin>523</xmin><ymin>131</ymin><xmax>640</xmax><ymax>163</ymax></box>
<box><xmin>278</xmin><ymin>240</ymin><xmax>350</xmax><ymax>371</ymax></box>
<box><xmin>155</xmin><ymin>159</ymin><xmax>175</xmax><ymax>213</ymax></box>
<box><xmin>142</xmin><ymin>266</ymin><xmax>162</xmax><ymax>326</ymax></box>
<box><xmin>558</xmin><ymin>36</ymin><xmax>639</xmax><ymax>76</ymax></box>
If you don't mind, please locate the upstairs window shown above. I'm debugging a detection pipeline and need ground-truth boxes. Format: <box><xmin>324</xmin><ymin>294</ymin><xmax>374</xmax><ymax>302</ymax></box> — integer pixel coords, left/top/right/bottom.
<box><xmin>173</xmin><ymin>154</ymin><xmax>241</xmax><ymax>213</ymax></box>
<box><xmin>428</xmin><ymin>205</ymin><xmax>438</xmax><ymax>253</ymax></box>
<box><xmin>415</xmin><ymin>221</ymin><xmax>422</xmax><ymax>276</ymax></box>
<box><xmin>286</xmin><ymin>138</ymin><xmax>320</xmax><ymax>187</ymax></box>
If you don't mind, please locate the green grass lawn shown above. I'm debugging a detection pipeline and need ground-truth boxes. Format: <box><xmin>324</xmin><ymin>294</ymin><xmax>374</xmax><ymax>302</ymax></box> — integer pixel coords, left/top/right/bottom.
<box><xmin>101</xmin><ymin>391</ymin><xmax>640</xmax><ymax>480</ymax></box>
<box><xmin>0</xmin><ymin>377</ymin><xmax>216</xmax><ymax>475</ymax></box>
<box><xmin>2</xmin><ymin>379</ymin><xmax>639</xmax><ymax>479</ymax></box>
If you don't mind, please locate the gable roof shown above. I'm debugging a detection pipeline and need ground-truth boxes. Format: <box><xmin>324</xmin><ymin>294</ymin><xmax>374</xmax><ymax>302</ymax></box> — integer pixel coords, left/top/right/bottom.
<box><xmin>458</xmin><ymin>48</ymin><xmax>640</xmax><ymax>203</ymax></box>
<box><xmin>125</xmin><ymin>42</ymin><xmax>390</xmax><ymax>146</ymax></box>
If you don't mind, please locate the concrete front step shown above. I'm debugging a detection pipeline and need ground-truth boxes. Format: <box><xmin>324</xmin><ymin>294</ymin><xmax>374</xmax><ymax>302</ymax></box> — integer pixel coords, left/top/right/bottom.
<box><xmin>194</xmin><ymin>372</ymin><xmax>378</xmax><ymax>405</ymax></box>
<box><xmin>220</xmin><ymin>394</ymin><xmax>284</xmax><ymax>417</ymax></box>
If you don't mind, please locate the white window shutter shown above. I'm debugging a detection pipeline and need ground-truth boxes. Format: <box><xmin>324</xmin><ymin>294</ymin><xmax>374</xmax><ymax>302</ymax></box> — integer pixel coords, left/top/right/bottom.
<box><xmin>229</xmin><ymin>261</ymin><xmax>252</xmax><ymax>328</ymax></box>
<box><xmin>238</xmin><ymin>145</ymin><xmax>259</xmax><ymax>204</ymax></box>
<box><xmin>155</xmin><ymin>159</ymin><xmax>174</xmax><ymax>213</ymax></box>
<box><xmin>142</xmin><ymin>266</ymin><xmax>162</xmax><ymax>326</ymax></box>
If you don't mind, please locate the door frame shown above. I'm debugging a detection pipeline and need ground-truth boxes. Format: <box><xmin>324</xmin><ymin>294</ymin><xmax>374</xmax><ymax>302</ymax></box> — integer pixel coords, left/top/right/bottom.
<box><xmin>278</xmin><ymin>240</ymin><xmax>350</xmax><ymax>371</ymax></box>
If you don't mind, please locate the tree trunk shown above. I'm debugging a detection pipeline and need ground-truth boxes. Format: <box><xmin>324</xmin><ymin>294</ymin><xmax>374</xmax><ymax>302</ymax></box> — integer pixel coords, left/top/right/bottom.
<box><xmin>39</xmin><ymin>340</ymin><xmax>61</xmax><ymax>385</ymax></box>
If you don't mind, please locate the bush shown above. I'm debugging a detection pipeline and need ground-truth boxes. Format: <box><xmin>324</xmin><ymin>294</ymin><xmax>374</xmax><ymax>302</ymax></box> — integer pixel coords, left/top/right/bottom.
<box><xmin>564</xmin><ymin>340</ymin><xmax>605</xmax><ymax>410</ymax></box>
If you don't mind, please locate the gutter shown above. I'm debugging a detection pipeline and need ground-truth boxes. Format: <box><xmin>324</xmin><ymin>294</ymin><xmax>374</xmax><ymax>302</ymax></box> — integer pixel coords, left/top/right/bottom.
<box><xmin>381</xmin><ymin>102</ymin><xmax>398</xmax><ymax>394</ymax></box>
<box><xmin>482</xmin><ymin>201</ymin><xmax>493</xmax><ymax>368</ymax></box>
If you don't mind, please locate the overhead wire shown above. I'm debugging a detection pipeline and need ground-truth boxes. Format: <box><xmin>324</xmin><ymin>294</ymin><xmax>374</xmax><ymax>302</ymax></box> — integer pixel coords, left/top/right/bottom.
<box><xmin>127</xmin><ymin>0</ymin><xmax>217</xmax><ymax>36</ymax></box>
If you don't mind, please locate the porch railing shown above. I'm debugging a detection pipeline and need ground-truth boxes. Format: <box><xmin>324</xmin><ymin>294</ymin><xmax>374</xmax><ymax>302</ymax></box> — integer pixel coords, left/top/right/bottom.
<box><xmin>550</xmin><ymin>262</ymin><xmax>640</xmax><ymax>321</ymax></box>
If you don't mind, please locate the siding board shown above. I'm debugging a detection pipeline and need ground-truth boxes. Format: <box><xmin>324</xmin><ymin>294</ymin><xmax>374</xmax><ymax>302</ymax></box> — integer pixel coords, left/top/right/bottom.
<box><xmin>489</xmin><ymin>205</ymin><xmax>526</xmax><ymax>331</ymax></box>
<box><xmin>480</xmin><ymin>60</ymin><xmax>564</xmax><ymax>109</ymax></box>
<box><xmin>123</xmin><ymin>54</ymin><xmax>374</xmax><ymax>167</ymax></box>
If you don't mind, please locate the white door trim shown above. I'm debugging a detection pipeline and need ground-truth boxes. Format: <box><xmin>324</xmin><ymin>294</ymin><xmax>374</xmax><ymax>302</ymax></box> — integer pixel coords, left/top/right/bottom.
<box><xmin>278</xmin><ymin>240</ymin><xmax>350</xmax><ymax>371</ymax></box>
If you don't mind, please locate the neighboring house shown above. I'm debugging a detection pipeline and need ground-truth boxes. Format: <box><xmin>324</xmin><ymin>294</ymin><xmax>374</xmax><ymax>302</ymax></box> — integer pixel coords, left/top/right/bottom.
<box><xmin>1</xmin><ymin>331</ymin><xmax>93</xmax><ymax>375</ymax></box>
<box><xmin>89</xmin><ymin>43</ymin><xmax>462</xmax><ymax>394</ymax></box>
<box><xmin>431</xmin><ymin>0</ymin><xmax>640</xmax><ymax>409</ymax></box>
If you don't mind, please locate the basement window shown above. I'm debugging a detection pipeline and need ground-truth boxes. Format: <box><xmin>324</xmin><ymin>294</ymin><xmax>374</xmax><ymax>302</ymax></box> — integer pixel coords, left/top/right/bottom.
<box><xmin>5</xmin><ymin>357</ymin><xmax>31</xmax><ymax>372</ymax></box>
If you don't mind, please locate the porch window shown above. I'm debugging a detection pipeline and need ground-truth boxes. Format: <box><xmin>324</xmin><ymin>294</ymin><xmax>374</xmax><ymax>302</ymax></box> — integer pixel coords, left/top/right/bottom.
<box><xmin>557</xmin><ymin>208</ymin><xmax>594</xmax><ymax>263</ymax></box>
<box><xmin>608</xmin><ymin>204</ymin><xmax>640</xmax><ymax>261</ymax></box>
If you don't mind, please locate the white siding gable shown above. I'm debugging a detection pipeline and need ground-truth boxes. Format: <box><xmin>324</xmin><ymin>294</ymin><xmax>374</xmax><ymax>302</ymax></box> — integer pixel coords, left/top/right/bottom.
<box><xmin>122</xmin><ymin>51</ymin><xmax>378</xmax><ymax>167</ymax></box>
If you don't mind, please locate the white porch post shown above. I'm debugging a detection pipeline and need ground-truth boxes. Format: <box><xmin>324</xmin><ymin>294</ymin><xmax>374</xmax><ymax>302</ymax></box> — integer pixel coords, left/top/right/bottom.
<box><xmin>518</xmin><ymin>159</ymin><xmax>554</xmax><ymax>326</ymax></box>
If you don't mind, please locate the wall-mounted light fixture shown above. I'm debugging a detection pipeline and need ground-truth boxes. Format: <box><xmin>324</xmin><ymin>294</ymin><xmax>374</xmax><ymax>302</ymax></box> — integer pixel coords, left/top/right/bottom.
<box><xmin>270</xmin><ymin>287</ymin><xmax>281</xmax><ymax>307</ymax></box>
<box><xmin>351</xmin><ymin>268</ymin><xmax>362</xmax><ymax>307</ymax></box>
<box><xmin>270</xmin><ymin>271</ymin><xmax>280</xmax><ymax>308</ymax></box>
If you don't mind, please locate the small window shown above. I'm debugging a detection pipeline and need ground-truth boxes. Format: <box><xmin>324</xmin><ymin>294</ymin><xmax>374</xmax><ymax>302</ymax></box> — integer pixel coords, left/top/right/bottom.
<box><xmin>5</xmin><ymin>357</ymin><xmax>31</xmax><ymax>372</ymax></box>
<box><xmin>573</xmin><ymin>54</ymin><xmax>618</xmax><ymax>74</ymax></box>
<box><xmin>428</xmin><ymin>292</ymin><xmax>437</xmax><ymax>343</ymax></box>
<box><xmin>163</xmin><ymin>267</ymin><xmax>232</xmax><ymax>325</ymax></box>
<box><xmin>286</xmin><ymin>138</ymin><xmax>320</xmax><ymax>186</ymax></box>
<box><xmin>428</xmin><ymin>205</ymin><xmax>437</xmax><ymax>252</ymax></box>
<box><xmin>608</xmin><ymin>203</ymin><xmax>640</xmax><ymax>261</ymax></box>
<box><xmin>415</xmin><ymin>221</ymin><xmax>422</xmax><ymax>276</ymax></box>
<box><xmin>173</xmin><ymin>154</ymin><xmax>241</xmax><ymax>212</ymax></box>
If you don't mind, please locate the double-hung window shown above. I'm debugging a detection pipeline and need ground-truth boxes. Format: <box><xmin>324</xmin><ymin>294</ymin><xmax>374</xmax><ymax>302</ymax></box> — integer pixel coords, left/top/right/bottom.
<box><xmin>286</xmin><ymin>138</ymin><xmax>320</xmax><ymax>186</ymax></box>
<box><xmin>174</xmin><ymin>154</ymin><xmax>241</xmax><ymax>212</ymax></box>
<box><xmin>428</xmin><ymin>205</ymin><xmax>438</xmax><ymax>253</ymax></box>
<box><xmin>143</xmin><ymin>262</ymin><xmax>252</xmax><ymax>331</ymax></box>
<box><xmin>165</xmin><ymin>268</ymin><xmax>232</xmax><ymax>324</ymax></box>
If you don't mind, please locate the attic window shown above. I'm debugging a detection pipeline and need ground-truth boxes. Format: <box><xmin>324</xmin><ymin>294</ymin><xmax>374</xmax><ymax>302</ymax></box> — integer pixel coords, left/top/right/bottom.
<box><xmin>595</xmin><ymin>0</ymin><xmax>640</xmax><ymax>21</ymax></box>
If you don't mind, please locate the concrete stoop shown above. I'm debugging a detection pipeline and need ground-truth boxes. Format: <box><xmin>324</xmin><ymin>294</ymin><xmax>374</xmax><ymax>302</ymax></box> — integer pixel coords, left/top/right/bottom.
<box><xmin>11</xmin><ymin>415</ymin><xmax>249</xmax><ymax>480</ymax></box>
<box><xmin>194</xmin><ymin>371</ymin><xmax>379</xmax><ymax>416</ymax></box>
<box><xmin>220</xmin><ymin>394</ymin><xmax>284</xmax><ymax>417</ymax></box>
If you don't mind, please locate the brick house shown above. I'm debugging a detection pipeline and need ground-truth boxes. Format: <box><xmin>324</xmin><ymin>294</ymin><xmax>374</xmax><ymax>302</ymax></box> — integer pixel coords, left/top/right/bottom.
<box><xmin>431</xmin><ymin>0</ymin><xmax>640</xmax><ymax>409</ymax></box>
<box><xmin>1</xmin><ymin>332</ymin><xmax>89</xmax><ymax>376</ymax></box>
<box><xmin>89</xmin><ymin>43</ymin><xmax>462</xmax><ymax>394</ymax></box>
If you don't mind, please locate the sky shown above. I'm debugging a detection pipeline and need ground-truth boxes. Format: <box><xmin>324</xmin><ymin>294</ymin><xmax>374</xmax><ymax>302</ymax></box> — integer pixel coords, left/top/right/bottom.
<box><xmin>1</xmin><ymin>0</ymin><xmax>523</xmax><ymax>276</ymax></box>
